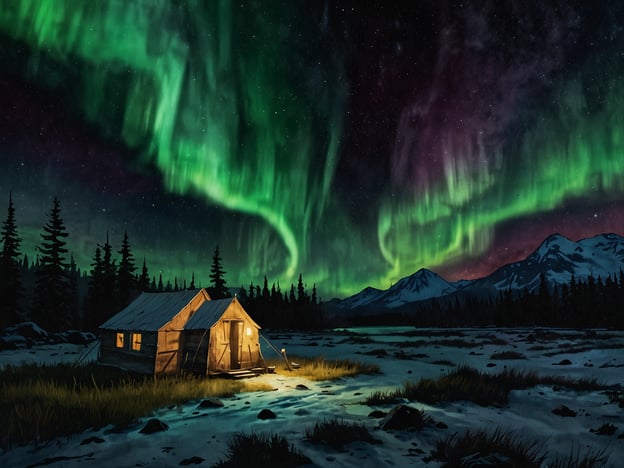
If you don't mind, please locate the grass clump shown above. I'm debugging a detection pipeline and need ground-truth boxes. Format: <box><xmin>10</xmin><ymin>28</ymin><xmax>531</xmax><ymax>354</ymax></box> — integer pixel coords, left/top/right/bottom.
<box><xmin>215</xmin><ymin>433</ymin><xmax>311</xmax><ymax>467</ymax></box>
<box><xmin>305</xmin><ymin>419</ymin><xmax>377</xmax><ymax>450</ymax></box>
<box><xmin>1</xmin><ymin>363</ymin><xmax>272</xmax><ymax>446</ymax></box>
<box><xmin>267</xmin><ymin>355</ymin><xmax>379</xmax><ymax>381</ymax></box>
<box><xmin>547</xmin><ymin>446</ymin><xmax>609</xmax><ymax>467</ymax></box>
<box><xmin>366</xmin><ymin>365</ymin><xmax>604</xmax><ymax>407</ymax></box>
<box><xmin>429</xmin><ymin>428</ymin><xmax>546</xmax><ymax>467</ymax></box>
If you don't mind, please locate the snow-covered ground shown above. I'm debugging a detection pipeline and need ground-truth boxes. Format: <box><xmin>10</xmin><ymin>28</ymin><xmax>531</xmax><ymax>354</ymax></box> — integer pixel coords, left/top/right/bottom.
<box><xmin>1</xmin><ymin>327</ymin><xmax>623</xmax><ymax>467</ymax></box>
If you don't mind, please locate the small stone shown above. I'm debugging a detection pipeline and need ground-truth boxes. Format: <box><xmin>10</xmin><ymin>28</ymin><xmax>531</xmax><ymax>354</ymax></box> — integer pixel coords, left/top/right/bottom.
<box><xmin>436</xmin><ymin>421</ymin><xmax>448</xmax><ymax>429</ymax></box>
<box><xmin>486</xmin><ymin>363</ymin><xmax>496</xmax><ymax>368</ymax></box>
<box><xmin>257</xmin><ymin>409</ymin><xmax>277</xmax><ymax>420</ymax></box>
<box><xmin>198</xmin><ymin>398</ymin><xmax>224</xmax><ymax>408</ymax></box>
<box><xmin>552</xmin><ymin>405</ymin><xmax>577</xmax><ymax>417</ymax></box>
<box><xmin>140</xmin><ymin>418</ymin><xmax>169</xmax><ymax>434</ymax></box>
<box><xmin>295</xmin><ymin>384</ymin><xmax>309</xmax><ymax>390</ymax></box>
<box><xmin>179</xmin><ymin>456</ymin><xmax>205</xmax><ymax>465</ymax></box>
<box><xmin>368</xmin><ymin>410</ymin><xmax>386</xmax><ymax>418</ymax></box>
<box><xmin>80</xmin><ymin>436</ymin><xmax>105</xmax><ymax>445</ymax></box>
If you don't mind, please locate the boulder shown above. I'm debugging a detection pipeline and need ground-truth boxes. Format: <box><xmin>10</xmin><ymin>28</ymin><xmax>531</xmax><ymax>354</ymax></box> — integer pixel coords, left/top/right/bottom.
<box><xmin>381</xmin><ymin>404</ymin><xmax>427</xmax><ymax>431</ymax></box>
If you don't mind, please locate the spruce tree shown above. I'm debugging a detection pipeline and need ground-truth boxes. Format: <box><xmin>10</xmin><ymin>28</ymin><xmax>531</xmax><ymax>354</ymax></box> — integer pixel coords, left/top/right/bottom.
<box><xmin>32</xmin><ymin>197</ymin><xmax>70</xmax><ymax>331</ymax></box>
<box><xmin>0</xmin><ymin>191</ymin><xmax>23</xmax><ymax>328</ymax></box>
<box><xmin>116</xmin><ymin>230</ymin><xmax>137</xmax><ymax>308</ymax></box>
<box><xmin>86</xmin><ymin>246</ymin><xmax>104</xmax><ymax>329</ymax></box>
<box><xmin>137</xmin><ymin>258</ymin><xmax>150</xmax><ymax>292</ymax></box>
<box><xmin>101</xmin><ymin>234</ymin><xmax>117</xmax><ymax>321</ymax></box>
<box><xmin>209</xmin><ymin>245</ymin><xmax>229</xmax><ymax>298</ymax></box>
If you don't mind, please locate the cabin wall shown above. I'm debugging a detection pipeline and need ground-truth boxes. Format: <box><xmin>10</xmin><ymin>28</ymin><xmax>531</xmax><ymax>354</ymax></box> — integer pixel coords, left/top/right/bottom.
<box><xmin>180</xmin><ymin>330</ymin><xmax>210</xmax><ymax>374</ymax></box>
<box><xmin>99</xmin><ymin>330</ymin><xmax>158</xmax><ymax>374</ymax></box>
<box><xmin>207</xmin><ymin>301</ymin><xmax>263</xmax><ymax>372</ymax></box>
<box><xmin>156</xmin><ymin>290</ymin><xmax>210</xmax><ymax>375</ymax></box>
<box><xmin>155</xmin><ymin>330</ymin><xmax>183</xmax><ymax>374</ymax></box>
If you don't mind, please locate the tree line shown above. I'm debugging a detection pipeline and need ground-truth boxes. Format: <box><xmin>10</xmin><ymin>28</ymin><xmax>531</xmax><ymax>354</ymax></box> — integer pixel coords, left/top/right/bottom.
<box><xmin>354</xmin><ymin>272</ymin><xmax>624</xmax><ymax>328</ymax></box>
<box><xmin>0</xmin><ymin>193</ymin><xmax>325</xmax><ymax>332</ymax></box>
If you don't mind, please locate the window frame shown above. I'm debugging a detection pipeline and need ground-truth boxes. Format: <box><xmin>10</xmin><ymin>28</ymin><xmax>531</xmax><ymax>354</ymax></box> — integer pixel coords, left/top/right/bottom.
<box><xmin>132</xmin><ymin>332</ymin><xmax>142</xmax><ymax>351</ymax></box>
<box><xmin>116</xmin><ymin>332</ymin><xmax>125</xmax><ymax>349</ymax></box>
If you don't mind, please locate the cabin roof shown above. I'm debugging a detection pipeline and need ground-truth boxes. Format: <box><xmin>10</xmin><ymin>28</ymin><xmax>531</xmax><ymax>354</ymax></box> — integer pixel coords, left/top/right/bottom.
<box><xmin>184</xmin><ymin>298</ymin><xmax>233</xmax><ymax>330</ymax></box>
<box><xmin>99</xmin><ymin>289</ymin><xmax>207</xmax><ymax>331</ymax></box>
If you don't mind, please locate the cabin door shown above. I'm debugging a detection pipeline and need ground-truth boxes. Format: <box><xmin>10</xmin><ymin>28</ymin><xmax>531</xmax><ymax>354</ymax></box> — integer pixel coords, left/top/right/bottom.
<box><xmin>229</xmin><ymin>320</ymin><xmax>243</xmax><ymax>369</ymax></box>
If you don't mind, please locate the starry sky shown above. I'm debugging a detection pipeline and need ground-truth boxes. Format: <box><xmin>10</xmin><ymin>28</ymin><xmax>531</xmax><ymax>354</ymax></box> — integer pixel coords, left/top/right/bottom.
<box><xmin>0</xmin><ymin>0</ymin><xmax>623</xmax><ymax>298</ymax></box>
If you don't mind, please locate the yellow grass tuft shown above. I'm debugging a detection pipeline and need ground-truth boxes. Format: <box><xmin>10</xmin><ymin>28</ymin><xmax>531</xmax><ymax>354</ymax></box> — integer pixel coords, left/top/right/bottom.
<box><xmin>266</xmin><ymin>355</ymin><xmax>379</xmax><ymax>381</ymax></box>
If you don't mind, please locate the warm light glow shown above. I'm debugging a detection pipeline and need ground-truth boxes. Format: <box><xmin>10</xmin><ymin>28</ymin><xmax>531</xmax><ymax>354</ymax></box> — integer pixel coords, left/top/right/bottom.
<box><xmin>132</xmin><ymin>333</ymin><xmax>142</xmax><ymax>351</ymax></box>
<box><xmin>116</xmin><ymin>333</ymin><xmax>124</xmax><ymax>348</ymax></box>
<box><xmin>246</xmin><ymin>327</ymin><xmax>252</xmax><ymax>336</ymax></box>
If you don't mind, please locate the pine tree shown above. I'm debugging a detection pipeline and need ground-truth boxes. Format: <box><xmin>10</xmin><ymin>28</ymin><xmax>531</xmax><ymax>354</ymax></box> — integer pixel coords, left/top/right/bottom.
<box><xmin>296</xmin><ymin>273</ymin><xmax>306</xmax><ymax>303</ymax></box>
<box><xmin>0</xmin><ymin>192</ymin><xmax>23</xmax><ymax>328</ymax></box>
<box><xmin>85</xmin><ymin>246</ymin><xmax>104</xmax><ymax>329</ymax></box>
<box><xmin>116</xmin><ymin>230</ymin><xmax>137</xmax><ymax>308</ymax></box>
<box><xmin>67</xmin><ymin>255</ymin><xmax>81</xmax><ymax>328</ymax></box>
<box><xmin>32</xmin><ymin>197</ymin><xmax>70</xmax><ymax>331</ymax></box>
<box><xmin>189</xmin><ymin>272</ymin><xmax>196</xmax><ymax>289</ymax></box>
<box><xmin>209</xmin><ymin>245</ymin><xmax>228</xmax><ymax>299</ymax></box>
<box><xmin>100</xmin><ymin>234</ymin><xmax>117</xmax><ymax>321</ymax></box>
<box><xmin>137</xmin><ymin>258</ymin><xmax>150</xmax><ymax>292</ymax></box>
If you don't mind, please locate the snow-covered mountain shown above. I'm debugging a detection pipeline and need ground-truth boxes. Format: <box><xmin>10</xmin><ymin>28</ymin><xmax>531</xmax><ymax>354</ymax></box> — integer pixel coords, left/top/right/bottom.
<box><xmin>334</xmin><ymin>233</ymin><xmax>624</xmax><ymax>312</ymax></box>
<box><xmin>474</xmin><ymin>233</ymin><xmax>624</xmax><ymax>293</ymax></box>
<box><xmin>337</xmin><ymin>268</ymin><xmax>458</xmax><ymax>311</ymax></box>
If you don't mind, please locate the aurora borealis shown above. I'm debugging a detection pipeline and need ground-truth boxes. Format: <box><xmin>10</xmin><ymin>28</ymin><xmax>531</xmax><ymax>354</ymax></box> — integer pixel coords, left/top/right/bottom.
<box><xmin>0</xmin><ymin>1</ymin><xmax>623</xmax><ymax>298</ymax></box>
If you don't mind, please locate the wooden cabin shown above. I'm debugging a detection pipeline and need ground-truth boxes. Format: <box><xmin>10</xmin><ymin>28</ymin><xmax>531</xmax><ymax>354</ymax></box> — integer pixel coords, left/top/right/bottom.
<box><xmin>181</xmin><ymin>296</ymin><xmax>263</xmax><ymax>374</ymax></box>
<box><xmin>98</xmin><ymin>289</ymin><xmax>263</xmax><ymax>375</ymax></box>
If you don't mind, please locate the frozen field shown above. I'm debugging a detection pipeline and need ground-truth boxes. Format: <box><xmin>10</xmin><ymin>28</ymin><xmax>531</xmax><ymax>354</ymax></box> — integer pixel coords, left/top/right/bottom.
<box><xmin>1</xmin><ymin>327</ymin><xmax>623</xmax><ymax>467</ymax></box>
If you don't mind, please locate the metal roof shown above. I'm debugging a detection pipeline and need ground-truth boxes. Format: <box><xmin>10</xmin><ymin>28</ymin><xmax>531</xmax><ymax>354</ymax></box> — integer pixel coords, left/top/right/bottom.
<box><xmin>99</xmin><ymin>289</ymin><xmax>207</xmax><ymax>331</ymax></box>
<box><xmin>184</xmin><ymin>298</ymin><xmax>233</xmax><ymax>330</ymax></box>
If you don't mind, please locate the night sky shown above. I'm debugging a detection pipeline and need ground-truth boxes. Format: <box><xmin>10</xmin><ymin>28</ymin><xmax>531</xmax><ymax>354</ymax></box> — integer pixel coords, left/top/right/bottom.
<box><xmin>0</xmin><ymin>1</ymin><xmax>623</xmax><ymax>298</ymax></box>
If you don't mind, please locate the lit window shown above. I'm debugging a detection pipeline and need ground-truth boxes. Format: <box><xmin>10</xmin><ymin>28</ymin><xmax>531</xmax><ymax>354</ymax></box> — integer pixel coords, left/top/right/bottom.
<box><xmin>132</xmin><ymin>333</ymin><xmax>142</xmax><ymax>351</ymax></box>
<box><xmin>116</xmin><ymin>333</ymin><xmax>124</xmax><ymax>348</ymax></box>
<box><xmin>246</xmin><ymin>327</ymin><xmax>252</xmax><ymax>336</ymax></box>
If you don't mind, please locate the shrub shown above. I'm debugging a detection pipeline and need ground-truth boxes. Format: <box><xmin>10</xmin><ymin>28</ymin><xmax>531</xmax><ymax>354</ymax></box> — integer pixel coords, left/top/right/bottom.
<box><xmin>429</xmin><ymin>428</ymin><xmax>546</xmax><ymax>467</ymax></box>
<box><xmin>305</xmin><ymin>419</ymin><xmax>377</xmax><ymax>450</ymax></box>
<box><xmin>215</xmin><ymin>433</ymin><xmax>311</xmax><ymax>467</ymax></box>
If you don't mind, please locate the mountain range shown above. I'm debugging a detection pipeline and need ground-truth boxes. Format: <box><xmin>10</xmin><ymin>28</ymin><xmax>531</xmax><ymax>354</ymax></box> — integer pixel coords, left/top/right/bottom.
<box><xmin>331</xmin><ymin>233</ymin><xmax>624</xmax><ymax>315</ymax></box>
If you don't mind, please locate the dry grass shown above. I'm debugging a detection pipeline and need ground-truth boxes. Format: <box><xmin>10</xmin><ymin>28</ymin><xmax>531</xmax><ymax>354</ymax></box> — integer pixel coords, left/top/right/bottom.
<box><xmin>305</xmin><ymin>419</ymin><xmax>377</xmax><ymax>449</ymax></box>
<box><xmin>428</xmin><ymin>428</ymin><xmax>546</xmax><ymax>466</ymax></box>
<box><xmin>215</xmin><ymin>433</ymin><xmax>311</xmax><ymax>467</ymax></box>
<box><xmin>0</xmin><ymin>363</ymin><xmax>272</xmax><ymax>446</ymax></box>
<box><xmin>366</xmin><ymin>365</ymin><xmax>603</xmax><ymax>407</ymax></box>
<box><xmin>266</xmin><ymin>355</ymin><xmax>379</xmax><ymax>381</ymax></box>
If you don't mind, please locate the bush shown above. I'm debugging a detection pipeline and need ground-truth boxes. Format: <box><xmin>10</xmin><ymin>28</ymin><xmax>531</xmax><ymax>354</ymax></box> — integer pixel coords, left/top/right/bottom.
<box><xmin>215</xmin><ymin>433</ymin><xmax>311</xmax><ymax>467</ymax></box>
<box><xmin>429</xmin><ymin>428</ymin><xmax>546</xmax><ymax>467</ymax></box>
<box><xmin>305</xmin><ymin>419</ymin><xmax>377</xmax><ymax>450</ymax></box>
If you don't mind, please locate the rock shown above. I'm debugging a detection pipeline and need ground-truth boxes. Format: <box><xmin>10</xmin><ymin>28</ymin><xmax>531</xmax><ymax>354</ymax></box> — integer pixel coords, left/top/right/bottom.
<box><xmin>80</xmin><ymin>436</ymin><xmax>105</xmax><ymax>445</ymax></box>
<box><xmin>368</xmin><ymin>410</ymin><xmax>386</xmax><ymax>418</ymax></box>
<box><xmin>179</xmin><ymin>456</ymin><xmax>205</xmax><ymax>465</ymax></box>
<box><xmin>553</xmin><ymin>359</ymin><xmax>572</xmax><ymax>366</ymax></box>
<box><xmin>139</xmin><ymin>418</ymin><xmax>169</xmax><ymax>434</ymax></box>
<box><xmin>436</xmin><ymin>421</ymin><xmax>448</xmax><ymax>429</ymax></box>
<box><xmin>486</xmin><ymin>363</ymin><xmax>496</xmax><ymax>368</ymax></box>
<box><xmin>590</xmin><ymin>423</ymin><xmax>617</xmax><ymax>436</ymax></box>
<box><xmin>381</xmin><ymin>404</ymin><xmax>427</xmax><ymax>431</ymax></box>
<box><xmin>295</xmin><ymin>384</ymin><xmax>309</xmax><ymax>390</ymax></box>
<box><xmin>257</xmin><ymin>409</ymin><xmax>277</xmax><ymax>420</ymax></box>
<box><xmin>198</xmin><ymin>398</ymin><xmax>224</xmax><ymax>408</ymax></box>
<box><xmin>552</xmin><ymin>405</ymin><xmax>577</xmax><ymax>417</ymax></box>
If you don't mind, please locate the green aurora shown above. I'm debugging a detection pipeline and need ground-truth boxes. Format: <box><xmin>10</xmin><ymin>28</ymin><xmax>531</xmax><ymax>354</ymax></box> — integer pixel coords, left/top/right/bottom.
<box><xmin>0</xmin><ymin>1</ymin><xmax>623</xmax><ymax>297</ymax></box>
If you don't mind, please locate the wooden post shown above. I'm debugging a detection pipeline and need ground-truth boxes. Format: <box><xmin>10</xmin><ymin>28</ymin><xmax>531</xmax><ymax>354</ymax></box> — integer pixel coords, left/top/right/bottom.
<box><xmin>281</xmin><ymin>348</ymin><xmax>293</xmax><ymax>371</ymax></box>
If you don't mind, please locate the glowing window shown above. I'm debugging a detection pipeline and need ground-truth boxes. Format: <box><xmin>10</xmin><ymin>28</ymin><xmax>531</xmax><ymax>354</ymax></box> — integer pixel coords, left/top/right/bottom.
<box><xmin>132</xmin><ymin>333</ymin><xmax>142</xmax><ymax>351</ymax></box>
<box><xmin>246</xmin><ymin>327</ymin><xmax>252</xmax><ymax>336</ymax></box>
<box><xmin>116</xmin><ymin>333</ymin><xmax>124</xmax><ymax>348</ymax></box>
